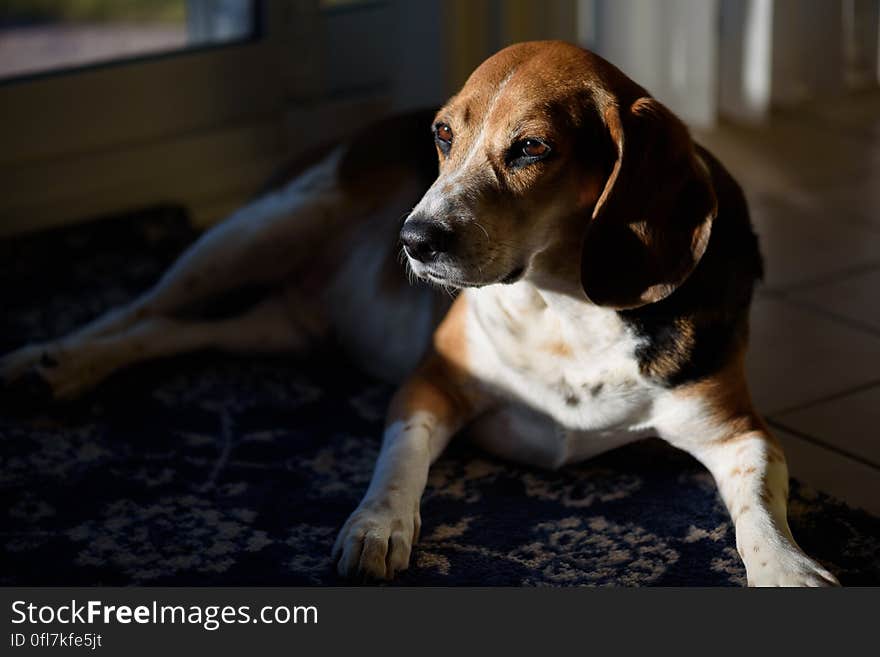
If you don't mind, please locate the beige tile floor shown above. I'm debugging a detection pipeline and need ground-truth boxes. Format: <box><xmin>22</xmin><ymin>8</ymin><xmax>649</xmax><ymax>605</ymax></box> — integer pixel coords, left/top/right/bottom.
<box><xmin>694</xmin><ymin>92</ymin><xmax>880</xmax><ymax>516</ymax></box>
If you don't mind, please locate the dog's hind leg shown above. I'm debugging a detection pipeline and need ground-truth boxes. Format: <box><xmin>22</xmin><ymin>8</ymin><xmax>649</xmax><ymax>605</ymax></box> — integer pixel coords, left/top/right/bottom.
<box><xmin>6</xmin><ymin>289</ymin><xmax>324</xmax><ymax>403</ymax></box>
<box><xmin>76</xmin><ymin>148</ymin><xmax>347</xmax><ymax>341</ymax></box>
<box><xmin>1</xmin><ymin>150</ymin><xmax>348</xmax><ymax>398</ymax></box>
<box><xmin>136</xmin><ymin>153</ymin><xmax>349</xmax><ymax>321</ymax></box>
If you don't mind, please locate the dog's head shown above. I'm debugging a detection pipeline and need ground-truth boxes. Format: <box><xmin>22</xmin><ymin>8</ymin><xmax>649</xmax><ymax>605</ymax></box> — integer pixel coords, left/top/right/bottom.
<box><xmin>401</xmin><ymin>41</ymin><xmax>716</xmax><ymax>308</ymax></box>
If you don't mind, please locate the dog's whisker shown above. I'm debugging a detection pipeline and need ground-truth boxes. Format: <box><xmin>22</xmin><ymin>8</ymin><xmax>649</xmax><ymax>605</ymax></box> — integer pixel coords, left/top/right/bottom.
<box><xmin>474</xmin><ymin>221</ymin><xmax>490</xmax><ymax>243</ymax></box>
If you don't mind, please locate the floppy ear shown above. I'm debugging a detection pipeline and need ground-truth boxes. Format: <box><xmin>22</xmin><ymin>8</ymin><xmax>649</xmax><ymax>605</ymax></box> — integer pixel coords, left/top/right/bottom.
<box><xmin>580</xmin><ymin>97</ymin><xmax>716</xmax><ymax>309</ymax></box>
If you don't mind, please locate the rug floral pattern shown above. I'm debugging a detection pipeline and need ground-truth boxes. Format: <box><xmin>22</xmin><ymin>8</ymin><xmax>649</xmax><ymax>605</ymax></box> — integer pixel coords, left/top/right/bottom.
<box><xmin>1</xmin><ymin>207</ymin><xmax>878</xmax><ymax>586</ymax></box>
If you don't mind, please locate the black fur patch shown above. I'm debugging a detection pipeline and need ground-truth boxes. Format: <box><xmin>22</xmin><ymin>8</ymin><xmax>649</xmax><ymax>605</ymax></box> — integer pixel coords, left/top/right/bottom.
<box><xmin>618</xmin><ymin>147</ymin><xmax>763</xmax><ymax>387</ymax></box>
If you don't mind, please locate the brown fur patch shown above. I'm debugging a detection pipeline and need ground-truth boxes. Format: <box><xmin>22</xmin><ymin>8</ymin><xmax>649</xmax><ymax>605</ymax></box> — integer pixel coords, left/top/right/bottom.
<box><xmin>433</xmin><ymin>293</ymin><xmax>469</xmax><ymax>374</ymax></box>
<box><xmin>734</xmin><ymin>504</ymin><xmax>751</xmax><ymax>521</ymax></box>
<box><xmin>542</xmin><ymin>340</ymin><xmax>573</xmax><ymax>357</ymax></box>
<box><xmin>637</xmin><ymin>317</ymin><xmax>698</xmax><ymax>383</ymax></box>
<box><xmin>676</xmin><ymin>346</ymin><xmax>764</xmax><ymax>441</ymax></box>
<box><xmin>387</xmin><ymin>295</ymin><xmax>481</xmax><ymax>427</ymax></box>
<box><xmin>766</xmin><ymin>443</ymin><xmax>785</xmax><ymax>464</ymax></box>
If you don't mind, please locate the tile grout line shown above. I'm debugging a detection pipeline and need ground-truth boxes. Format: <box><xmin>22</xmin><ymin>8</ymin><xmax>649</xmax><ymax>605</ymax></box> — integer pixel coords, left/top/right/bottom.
<box><xmin>766</xmin><ymin>418</ymin><xmax>880</xmax><ymax>471</ymax></box>
<box><xmin>758</xmin><ymin>260</ymin><xmax>880</xmax><ymax>297</ymax></box>
<box><xmin>760</xmin><ymin>292</ymin><xmax>880</xmax><ymax>339</ymax></box>
<box><xmin>764</xmin><ymin>378</ymin><xmax>880</xmax><ymax>418</ymax></box>
<box><xmin>750</xmin><ymin>192</ymin><xmax>880</xmax><ymax>238</ymax></box>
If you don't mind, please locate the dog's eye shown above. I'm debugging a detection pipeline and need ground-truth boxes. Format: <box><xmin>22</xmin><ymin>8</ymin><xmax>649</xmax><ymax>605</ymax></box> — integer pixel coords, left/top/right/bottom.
<box><xmin>434</xmin><ymin>122</ymin><xmax>453</xmax><ymax>154</ymax></box>
<box><xmin>522</xmin><ymin>139</ymin><xmax>548</xmax><ymax>157</ymax></box>
<box><xmin>508</xmin><ymin>138</ymin><xmax>552</xmax><ymax>167</ymax></box>
<box><xmin>435</xmin><ymin>123</ymin><xmax>453</xmax><ymax>143</ymax></box>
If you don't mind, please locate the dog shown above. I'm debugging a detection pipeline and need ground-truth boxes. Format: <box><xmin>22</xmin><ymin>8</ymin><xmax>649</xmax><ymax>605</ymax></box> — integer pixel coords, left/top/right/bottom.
<box><xmin>0</xmin><ymin>41</ymin><xmax>838</xmax><ymax>586</ymax></box>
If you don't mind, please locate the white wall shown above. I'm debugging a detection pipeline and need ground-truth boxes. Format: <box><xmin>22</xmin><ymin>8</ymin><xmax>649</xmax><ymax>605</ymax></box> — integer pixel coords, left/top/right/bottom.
<box><xmin>589</xmin><ymin>0</ymin><xmax>720</xmax><ymax>127</ymax></box>
<box><xmin>718</xmin><ymin>0</ymin><xmax>773</xmax><ymax>122</ymax></box>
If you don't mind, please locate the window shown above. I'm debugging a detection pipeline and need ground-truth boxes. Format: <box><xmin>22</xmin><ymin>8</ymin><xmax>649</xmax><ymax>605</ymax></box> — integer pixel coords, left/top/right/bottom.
<box><xmin>0</xmin><ymin>0</ymin><xmax>256</xmax><ymax>81</ymax></box>
<box><xmin>0</xmin><ymin>1</ymin><xmax>446</xmax><ymax>238</ymax></box>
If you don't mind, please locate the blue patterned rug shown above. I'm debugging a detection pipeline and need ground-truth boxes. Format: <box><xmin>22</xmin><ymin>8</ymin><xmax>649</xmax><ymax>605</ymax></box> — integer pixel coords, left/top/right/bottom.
<box><xmin>1</xmin><ymin>207</ymin><xmax>878</xmax><ymax>586</ymax></box>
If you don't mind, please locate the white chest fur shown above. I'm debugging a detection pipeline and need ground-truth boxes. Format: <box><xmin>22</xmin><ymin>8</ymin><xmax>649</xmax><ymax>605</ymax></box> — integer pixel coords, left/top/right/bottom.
<box><xmin>465</xmin><ymin>282</ymin><xmax>658</xmax><ymax>434</ymax></box>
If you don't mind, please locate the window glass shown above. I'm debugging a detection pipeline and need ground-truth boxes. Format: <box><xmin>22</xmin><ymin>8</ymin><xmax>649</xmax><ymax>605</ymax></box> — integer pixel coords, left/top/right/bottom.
<box><xmin>0</xmin><ymin>0</ymin><xmax>256</xmax><ymax>81</ymax></box>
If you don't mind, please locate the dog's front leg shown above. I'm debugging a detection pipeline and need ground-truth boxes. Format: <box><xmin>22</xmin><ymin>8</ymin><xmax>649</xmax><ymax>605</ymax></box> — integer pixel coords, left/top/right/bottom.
<box><xmin>333</xmin><ymin>356</ymin><xmax>478</xmax><ymax>581</ymax></box>
<box><xmin>697</xmin><ymin>428</ymin><xmax>838</xmax><ymax>586</ymax></box>
<box><xmin>661</xmin><ymin>402</ymin><xmax>838</xmax><ymax>586</ymax></box>
<box><xmin>657</xmin><ymin>357</ymin><xmax>840</xmax><ymax>587</ymax></box>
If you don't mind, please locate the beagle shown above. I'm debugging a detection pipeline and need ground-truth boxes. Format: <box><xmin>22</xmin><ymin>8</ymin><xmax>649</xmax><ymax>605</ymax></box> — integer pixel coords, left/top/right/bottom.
<box><xmin>0</xmin><ymin>42</ymin><xmax>838</xmax><ymax>586</ymax></box>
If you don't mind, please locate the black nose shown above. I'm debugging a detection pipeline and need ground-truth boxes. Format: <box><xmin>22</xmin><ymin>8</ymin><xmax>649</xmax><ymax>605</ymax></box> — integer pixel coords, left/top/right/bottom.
<box><xmin>400</xmin><ymin>218</ymin><xmax>454</xmax><ymax>263</ymax></box>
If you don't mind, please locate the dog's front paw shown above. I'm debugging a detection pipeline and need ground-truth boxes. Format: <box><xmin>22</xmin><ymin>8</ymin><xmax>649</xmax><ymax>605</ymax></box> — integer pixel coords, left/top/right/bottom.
<box><xmin>747</xmin><ymin>548</ymin><xmax>839</xmax><ymax>587</ymax></box>
<box><xmin>332</xmin><ymin>497</ymin><xmax>421</xmax><ymax>582</ymax></box>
